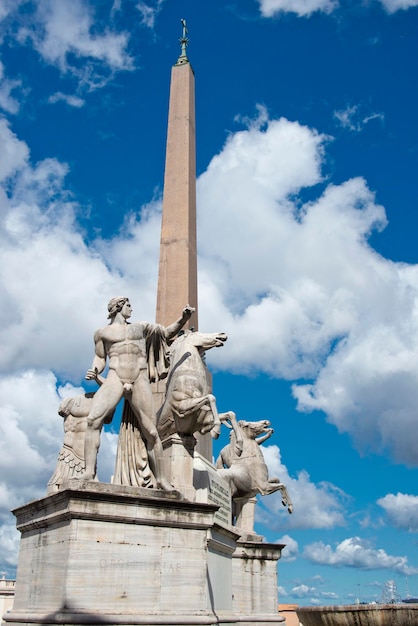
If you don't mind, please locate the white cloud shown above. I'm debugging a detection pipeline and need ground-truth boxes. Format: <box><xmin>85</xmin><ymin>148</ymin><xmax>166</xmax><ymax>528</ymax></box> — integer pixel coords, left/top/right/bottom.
<box><xmin>0</xmin><ymin>61</ymin><xmax>21</xmax><ymax>114</ymax></box>
<box><xmin>292</xmin><ymin>309</ymin><xmax>418</xmax><ymax>464</ymax></box>
<box><xmin>48</xmin><ymin>91</ymin><xmax>85</xmax><ymax>108</ymax></box>
<box><xmin>255</xmin><ymin>446</ymin><xmax>347</xmax><ymax>530</ymax></box>
<box><xmin>277</xmin><ymin>534</ymin><xmax>299</xmax><ymax>561</ymax></box>
<box><xmin>334</xmin><ymin>104</ymin><xmax>384</xmax><ymax>132</ymax></box>
<box><xmin>291</xmin><ymin>583</ymin><xmax>316</xmax><ymax>598</ymax></box>
<box><xmin>0</xmin><ymin>119</ymin><xmax>164</xmax><ymax>381</ymax></box>
<box><xmin>14</xmin><ymin>0</ymin><xmax>133</xmax><ymax>90</ymax></box>
<box><xmin>195</xmin><ymin>109</ymin><xmax>418</xmax><ymax>468</ymax></box>
<box><xmin>136</xmin><ymin>0</ymin><xmax>165</xmax><ymax>28</ymax></box>
<box><xmin>0</xmin><ymin>0</ymin><xmax>24</xmax><ymax>22</ymax></box>
<box><xmin>379</xmin><ymin>0</ymin><xmax>418</xmax><ymax>12</ymax></box>
<box><xmin>0</xmin><ymin>118</ymin><xmax>29</xmax><ymax>181</ymax></box>
<box><xmin>304</xmin><ymin>536</ymin><xmax>418</xmax><ymax>575</ymax></box>
<box><xmin>257</xmin><ymin>0</ymin><xmax>418</xmax><ymax>16</ymax></box>
<box><xmin>290</xmin><ymin>583</ymin><xmax>339</xmax><ymax>601</ymax></box>
<box><xmin>0</xmin><ymin>522</ymin><xmax>20</xmax><ymax>575</ymax></box>
<box><xmin>377</xmin><ymin>493</ymin><xmax>418</xmax><ymax>531</ymax></box>
<box><xmin>257</xmin><ymin>0</ymin><xmax>338</xmax><ymax>17</ymax></box>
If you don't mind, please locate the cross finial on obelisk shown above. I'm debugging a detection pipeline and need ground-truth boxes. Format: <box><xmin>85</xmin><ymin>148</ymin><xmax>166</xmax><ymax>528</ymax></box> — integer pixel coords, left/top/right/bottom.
<box><xmin>177</xmin><ymin>18</ymin><xmax>189</xmax><ymax>65</ymax></box>
<box><xmin>156</xmin><ymin>19</ymin><xmax>198</xmax><ymax>330</ymax></box>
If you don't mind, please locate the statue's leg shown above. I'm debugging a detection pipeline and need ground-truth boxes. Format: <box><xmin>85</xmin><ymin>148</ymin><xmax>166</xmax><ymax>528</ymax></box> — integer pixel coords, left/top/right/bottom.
<box><xmin>131</xmin><ymin>374</ymin><xmax>174</xmax><ymax>491</ymax></box>
<box><xmin>83</xmin><ymin>378</ymin><xmax>123</xmax><ymax>480</ymax></box>
<box><xmin>173</xmin><ymin>392</ymin><xmax>217</xmax><ymax>436</ymax></box>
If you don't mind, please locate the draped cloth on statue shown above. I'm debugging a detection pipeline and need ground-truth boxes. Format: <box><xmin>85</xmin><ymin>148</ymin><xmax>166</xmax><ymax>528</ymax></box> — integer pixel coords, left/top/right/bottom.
<box><xmin>113</xmin><ymin>323</ymin><xmax>170</xmax><ymax>487</ymax></box>
<box><xmin>145</xmin><ymin>323</ymin><xmax>171</xmax><ymax>383</ymax></box>
<box><xmin>113</xmin><ymin>402</ymin><xmax>154</xmax><ymax>487</ymax></box>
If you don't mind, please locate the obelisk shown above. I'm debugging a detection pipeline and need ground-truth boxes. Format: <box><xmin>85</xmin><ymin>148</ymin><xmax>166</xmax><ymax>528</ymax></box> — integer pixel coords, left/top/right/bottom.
<box><xmin>156</xmin><ymin>19</ymin><xmax>198</xmax><ymax>330</ymax></box>
<box><xmin>156</xmin><ymin>21</ymin><xmax>213</xmax><ymax>462</ymax></box>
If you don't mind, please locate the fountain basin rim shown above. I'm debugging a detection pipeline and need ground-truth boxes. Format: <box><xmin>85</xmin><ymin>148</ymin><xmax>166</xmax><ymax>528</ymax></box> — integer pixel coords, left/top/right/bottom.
<box><xmin>297</xmin><ymin>603</ymin><xmax>418</xmax><ymax>612</ymax></box>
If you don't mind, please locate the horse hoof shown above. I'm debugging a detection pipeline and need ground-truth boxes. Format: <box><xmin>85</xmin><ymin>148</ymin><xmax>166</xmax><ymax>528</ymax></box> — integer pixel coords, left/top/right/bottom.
<box><xmin>210</xmin><ymin>425</ymin><xmax>221</xmax><ymax>439</ymax></box>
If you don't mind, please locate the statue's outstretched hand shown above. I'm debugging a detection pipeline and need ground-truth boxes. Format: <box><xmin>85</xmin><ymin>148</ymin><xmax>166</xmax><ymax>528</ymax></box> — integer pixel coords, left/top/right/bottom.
<box><xmin>183</xmin><ymin>304</ymin><xmax>195</xmax><ymax>319</ymax></box>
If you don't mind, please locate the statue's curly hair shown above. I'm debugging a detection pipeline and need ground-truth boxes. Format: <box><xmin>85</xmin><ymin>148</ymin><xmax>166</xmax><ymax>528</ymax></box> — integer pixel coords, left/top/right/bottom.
<box><xmin>107</xmin><ymin>296</ymin><xmax>129</xmax><ymax>319</ymax></box>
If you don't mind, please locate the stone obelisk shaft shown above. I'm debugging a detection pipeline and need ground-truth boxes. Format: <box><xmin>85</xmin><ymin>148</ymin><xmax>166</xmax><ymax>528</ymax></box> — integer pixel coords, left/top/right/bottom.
<box><xmin>155</xmin><ymin>45</ymin><xmax>212</xmax><ymax>461</ymax></box>
<box><xmin>156</xmin><ymin>60</ymin><xmax>198</xmax><ymax>329</ymax></box>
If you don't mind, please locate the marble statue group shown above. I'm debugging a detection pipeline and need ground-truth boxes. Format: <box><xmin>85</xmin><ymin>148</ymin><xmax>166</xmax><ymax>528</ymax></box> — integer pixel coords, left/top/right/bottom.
<box><xmin>48</xmin><ymin>296</ymin><xmax>293</xmax><ymax>528</ymax></box>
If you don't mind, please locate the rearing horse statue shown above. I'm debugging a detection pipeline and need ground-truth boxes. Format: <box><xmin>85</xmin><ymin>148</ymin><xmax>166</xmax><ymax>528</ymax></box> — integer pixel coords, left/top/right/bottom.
<box><xmin>157</xmin><ymin>330</ymin><xmax>242</xmax><ymax>454</ymax></box>
<box><xmin>216</xmin><ymin>419</ymin><xmax>293</xmax><ymax>527</ymax></box>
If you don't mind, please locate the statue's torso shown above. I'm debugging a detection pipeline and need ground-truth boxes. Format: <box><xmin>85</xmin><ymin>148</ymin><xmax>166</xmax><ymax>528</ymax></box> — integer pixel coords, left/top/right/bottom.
<box><xmin>99</xmin><ymin>322</ymin><xmax>148</xmax><ymax>381</ymax></box>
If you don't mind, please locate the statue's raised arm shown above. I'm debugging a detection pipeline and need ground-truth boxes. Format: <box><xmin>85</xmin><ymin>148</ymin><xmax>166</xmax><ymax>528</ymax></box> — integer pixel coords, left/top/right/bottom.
<box><xmin>164</xmin><ymin>304</ymin><xmax>195</xmax><ymax>340</ymax></box>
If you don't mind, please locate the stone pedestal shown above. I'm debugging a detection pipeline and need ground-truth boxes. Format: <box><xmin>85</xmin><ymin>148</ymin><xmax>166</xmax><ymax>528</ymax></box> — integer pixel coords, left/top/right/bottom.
<box><xmin>232</xmin><ymin>541</ymin><xmax>286</xmax><ymax>621</ymax></box>
<box><xmin>4</xmin><ymin>482</ymin><xmax>285</xmax><ymax>626</ymax></box>
<box><xmin>194</xmin><ymin>454</ymin><xmax>232</xmax><ymax>528</ymax></box>
<box><xmin>235</xmin><ymin>497</ymin><xmax>257</xmax><ymax>533</ymax></box>
<box><xmin>163</xmin><ymin>433</ymin><xmax>197</xmax><ymax>501</ymax></box>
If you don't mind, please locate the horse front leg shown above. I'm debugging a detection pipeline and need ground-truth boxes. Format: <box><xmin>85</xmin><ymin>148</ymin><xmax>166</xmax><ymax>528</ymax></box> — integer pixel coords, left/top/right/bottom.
<box><xmin>218</xmin><ymin>411</ymin><xmax>243</xmax><ymax>456</ymax></box>
<box><xmin>175</xmin><ymin>394</ymin><xmax>218</xmax><ymax>436</ymax></box>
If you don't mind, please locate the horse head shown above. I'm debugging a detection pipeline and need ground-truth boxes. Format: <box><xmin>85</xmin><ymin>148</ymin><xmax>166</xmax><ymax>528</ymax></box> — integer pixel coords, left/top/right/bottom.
<box><xmin>195</xmin><ymin>331</ymin><xmax>227</xmax><ymax>353</ymax></box>
<box><xmin>238</xmin><ymin>419</ymin><xmax>273</xmax><ymax>439</ymax></box>
<box><xmin>172</xmin><ymin>329</ymin><xmax>227</xmax><ymax>354</ymax></box>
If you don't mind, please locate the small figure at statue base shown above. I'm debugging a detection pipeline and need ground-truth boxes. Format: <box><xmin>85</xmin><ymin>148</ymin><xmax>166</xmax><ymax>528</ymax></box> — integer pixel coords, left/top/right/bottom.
<box><xmin>47</xmin><ymin>373</ymin><xmax>114</xmax><ymax>494</ymax></box>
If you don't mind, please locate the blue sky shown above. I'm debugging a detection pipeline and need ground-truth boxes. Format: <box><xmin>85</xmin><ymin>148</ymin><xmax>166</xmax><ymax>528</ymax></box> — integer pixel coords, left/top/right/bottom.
<box><xmin>1</xmin><ymin>0</ymin><xmax>418</xmax><ymax>609</ymax></box>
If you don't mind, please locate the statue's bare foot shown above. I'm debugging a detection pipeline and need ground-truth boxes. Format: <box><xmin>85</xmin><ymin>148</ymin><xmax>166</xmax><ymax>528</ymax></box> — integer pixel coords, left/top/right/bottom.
<box><xmin>77</xmin><ymin>472</ymin><xmax>95</xmax><ymax>481</ymax></box>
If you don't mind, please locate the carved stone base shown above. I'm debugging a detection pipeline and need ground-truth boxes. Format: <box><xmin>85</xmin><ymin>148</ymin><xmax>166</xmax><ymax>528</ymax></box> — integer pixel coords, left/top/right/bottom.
<box><xmin>4</xmin><ymin>482</ymin><xmax>285</xmax><ymax>626</ymax></box>
<box><xmin>162</xmin><ymin>432</ymin><xmax>197</xmax><ymax>500</ymax></box>
<box><xmin>194</xmin><ymin>453</ymin><xmax>232</xmax><ymax>528</ymax></box>
<box><xmin>234</xmin><ymin>496</ymin><xmax>257</xmax><ymax>533</ymax></box>
<box><xmin>233</xmin><ymin>540</ymin><xmax>286</xmax><ymax>619</ymax></box>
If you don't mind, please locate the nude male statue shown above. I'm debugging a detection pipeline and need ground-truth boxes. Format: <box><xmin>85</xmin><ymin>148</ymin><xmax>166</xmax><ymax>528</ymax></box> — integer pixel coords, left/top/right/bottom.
<box><xmin>82</xmin><ymin>296</ymin><xmax>194</xmax><ymax>489</ymax></box>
